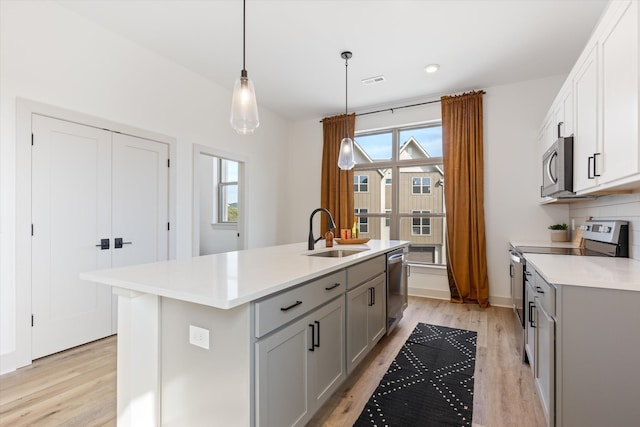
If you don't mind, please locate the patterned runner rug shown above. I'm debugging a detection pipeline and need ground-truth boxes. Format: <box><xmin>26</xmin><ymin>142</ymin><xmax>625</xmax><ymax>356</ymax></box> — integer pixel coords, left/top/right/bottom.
<box><xmin>353</xmin><ymin>323</ymin><xmax>477</xmax><ymax>427</ymax></box>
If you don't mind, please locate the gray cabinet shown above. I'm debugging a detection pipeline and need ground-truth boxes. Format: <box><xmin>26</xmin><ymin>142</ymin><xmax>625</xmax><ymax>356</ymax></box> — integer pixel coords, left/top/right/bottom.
<box><xmin>525</xmin><ymin>277</ymin><xmax>536</xmax><ymax>373</ymax></box>
<box><xmin>533</xmin><ymin>271</ymin><xmax>555</xmax><ymax>427</ymax></box>
<box><xmin>255</xmin><ymin>296</ymin><xmax>345</xmax><ymax>427</ymax></box>
<box><xmin>346</xmin><ymin>273</ymin><xmax>386</xmax><ymax>374</ymax></box>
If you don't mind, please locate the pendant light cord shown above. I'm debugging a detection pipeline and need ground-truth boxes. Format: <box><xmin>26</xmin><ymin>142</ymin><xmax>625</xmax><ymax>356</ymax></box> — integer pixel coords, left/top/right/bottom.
<box><xmin>242</xmin><ymin>0</ymin><xmax>246</xmax><ymax>72</ymax></box>
<box><xmin>344</xmin><ymin>55</ymin><xmax>349</xmax><ymax>138</ymax></box>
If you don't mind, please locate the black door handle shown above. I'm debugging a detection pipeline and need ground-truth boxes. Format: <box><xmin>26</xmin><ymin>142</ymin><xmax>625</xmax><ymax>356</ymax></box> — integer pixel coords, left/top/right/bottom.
<box><xmin>325</xmin><ymin>283</ymin><xmax>340</xmax><ymax>291</ymax></box>
<box><xmin>95</xmin><ymin>238</ymin><xmax>109</xmax><ymax>250</ymax></box>
<box><xmin>280</xmin><ymin>301</ymin><xmax>302</xmax><ymax>312</ymax></box>
<box><xmin>114</xmin><ymin>237</ymin><xmax>133</xmax><ymax>249</ymax></box>
<box><xmin>314</xmin><ymin>320</ymin><xmax>320</xmax><ymax>348</ymax></box>
<box><xmin>529</xmin><ymin>302</ymin><xmax>536</xmax><ymax>328</ymax></box>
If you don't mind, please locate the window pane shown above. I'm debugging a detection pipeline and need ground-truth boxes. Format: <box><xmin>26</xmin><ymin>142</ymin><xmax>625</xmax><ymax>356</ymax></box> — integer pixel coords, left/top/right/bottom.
<box><xmin>399</xmin><ymin>126</ymin><xmax>443</xmax><ymax>158</ymax></box>
<box><xmin>400</xmin><ymin>168</ymin><xmax>444</xmax><ymax>214</ymax></box>
<box><xmin>355</xmin><ymin>132</ymin><xmax>392</xmax><ymax>161</ymax></box>
<box><xmin>353</xmin><ymin>169</ymin><xmax>384</xmax><ymax>214</ymax></box>
<box><xmin>401</xmin><ymin>216</ymin><xmax>445</xmax><ymax>264</ymax></box>
<box><xmin>221</xmin><ymin>159</ymin><xmax>238</xmax><ymax>181</ymax></box>
<box><xmin>220</xmin><ymin>184</ymin><xmax>238</xmax><ymax>223</ymax></box>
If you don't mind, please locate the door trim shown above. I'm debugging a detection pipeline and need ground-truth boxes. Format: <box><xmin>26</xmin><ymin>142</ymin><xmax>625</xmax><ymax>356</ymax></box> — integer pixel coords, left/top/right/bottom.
<box><xmin>14</xmin><ymin>98</ymin><xmax>176</xmax><ymax>370</ymax></box>
<box><xmin>192</xmin><ymin>144</ymin><xmax>248</xmax><ymax>256</ymax></box>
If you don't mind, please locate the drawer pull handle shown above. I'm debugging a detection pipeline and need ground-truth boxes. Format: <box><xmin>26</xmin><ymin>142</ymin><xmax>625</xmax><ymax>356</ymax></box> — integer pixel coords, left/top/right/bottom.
<box><xmin>281</xmin><ymin>301</ymin><xmax>302</xmax><ymax>312</ymax></box>
<box><xmin>536</xmin><ymin>286</ymin><xmax>544</xmax><ymax>294</ymax></box>
<box><xmin>325</xmin><ymin>283</ymin><xmax>340</xmax><ymax>291</ymax></box>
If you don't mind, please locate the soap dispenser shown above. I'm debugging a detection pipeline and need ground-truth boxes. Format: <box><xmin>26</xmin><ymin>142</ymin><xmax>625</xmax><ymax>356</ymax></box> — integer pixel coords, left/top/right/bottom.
<box><xmin>325</xmin><ymin>229</ymin><xmax>334</xmax><ymax>247</ymax></box>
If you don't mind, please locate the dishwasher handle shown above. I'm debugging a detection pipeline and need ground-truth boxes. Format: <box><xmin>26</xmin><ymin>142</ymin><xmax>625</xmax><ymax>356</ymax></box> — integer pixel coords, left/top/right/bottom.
<box><xmin>388</xmin><ymin>253</ymin><xmax>404</xmax><ymax>264</ymax></box>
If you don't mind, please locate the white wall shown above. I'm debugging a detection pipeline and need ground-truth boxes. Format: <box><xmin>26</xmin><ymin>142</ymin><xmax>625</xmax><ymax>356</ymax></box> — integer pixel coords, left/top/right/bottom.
<box><xmin>282</xmin><ymin>75</ymin><xmax>572</xmax><ymax>306</ymax></box>
<box><xmin>0</xmin><ymin>1</ymin><xmax>288</xmax><ymax>373</ymax></box>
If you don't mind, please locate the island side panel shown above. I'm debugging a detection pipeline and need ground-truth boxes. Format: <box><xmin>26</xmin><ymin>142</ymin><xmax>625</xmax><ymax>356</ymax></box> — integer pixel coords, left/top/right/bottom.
<box><xmin>114</xmin><ymin>289</ymin><xmax>161</xmax><ymax>427</ymax></box>
<box><xmin>160</xmin><ymin>298</ymin><xmax>251</xmax><ymax>426</ymax></box>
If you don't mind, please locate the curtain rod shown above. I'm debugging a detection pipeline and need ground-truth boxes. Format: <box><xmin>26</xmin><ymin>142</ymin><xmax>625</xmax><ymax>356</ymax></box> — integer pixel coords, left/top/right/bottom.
<box><xmin>319</xmin><ymin>99</ymin><xmax>440</xmax><ymax>123</ymax></box>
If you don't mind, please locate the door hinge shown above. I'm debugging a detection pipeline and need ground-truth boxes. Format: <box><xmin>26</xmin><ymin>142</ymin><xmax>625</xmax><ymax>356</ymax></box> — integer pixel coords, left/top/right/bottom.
<box><xmin>31</xmin><ymin>314</ymin><xmax>34</xmax><ymax>327</ymax></box>
<box><xmin>167</xmin><ymin>222</ymin><xmax>170</xmax><ymax>231</ymax></box>
<box><xmin>167</xmin><ymin>159</ymin><xmax>170</xmax><ymax>167</ymax></box>
<box><xmin>31</xmin><ymin>133</ymin><xmax>34</xmax><ymax>146</ymax></box>
<box><xmin>31</xmin><ymin>224</ymin><xmax>34</xmax><ymax>236</ymax></box>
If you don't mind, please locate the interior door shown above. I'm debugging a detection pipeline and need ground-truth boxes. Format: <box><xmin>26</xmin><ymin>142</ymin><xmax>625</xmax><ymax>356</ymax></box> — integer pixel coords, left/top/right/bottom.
<box><xmin>31</xmin><ymin>116</ymin><xmax>170</xmax><ymax>359</ymax></box>
<box><xmin>31</xmin><ymin>115</ymin><xmax>113</xmax><ymax>359</ymax></box>
<box><xmin>111</xmin><ymin>133</ymin><xmax>169</xmax><ymax>330</ymax></box>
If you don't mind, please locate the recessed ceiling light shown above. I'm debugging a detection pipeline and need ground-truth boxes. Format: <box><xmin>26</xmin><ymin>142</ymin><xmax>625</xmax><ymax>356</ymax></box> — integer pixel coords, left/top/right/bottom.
<box><xmin>424</xmin><ymin>64</ymin><xmax>440</xmax><ymax>73</ymax></box>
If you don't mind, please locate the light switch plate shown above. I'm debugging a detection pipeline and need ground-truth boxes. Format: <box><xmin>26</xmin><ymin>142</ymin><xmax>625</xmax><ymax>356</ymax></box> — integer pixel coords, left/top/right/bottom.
<box><xmin>189</xmin><ymin>325</ymin><xmax>210</xmax><ymax>350</ymax></box>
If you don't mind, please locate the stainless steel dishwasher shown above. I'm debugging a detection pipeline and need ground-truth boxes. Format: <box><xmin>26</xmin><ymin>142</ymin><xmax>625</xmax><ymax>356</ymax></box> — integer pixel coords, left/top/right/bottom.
<box><xmin>386</xmin><ymin>248</ymin><xmax>408</xmax><ymax>333</ymax></box>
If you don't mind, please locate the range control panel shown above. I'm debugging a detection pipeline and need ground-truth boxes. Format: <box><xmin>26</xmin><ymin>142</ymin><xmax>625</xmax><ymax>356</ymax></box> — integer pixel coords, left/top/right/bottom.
<box><xmin>581</xmin><ymin>220</ymin><xmax>628</xmax><ymax>244</ymax></box>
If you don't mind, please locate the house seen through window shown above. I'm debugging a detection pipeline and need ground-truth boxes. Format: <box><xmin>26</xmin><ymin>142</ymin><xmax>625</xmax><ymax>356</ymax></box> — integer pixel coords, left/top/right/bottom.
<box><xmin>217</xmin><ymin>158</ymin><xmax>238</xmax><ymax>223</ymax></box>
<box><xmin>352</xmin><ymin>123</ymin><xmax>445</xmax><ymax>265</ymax></box>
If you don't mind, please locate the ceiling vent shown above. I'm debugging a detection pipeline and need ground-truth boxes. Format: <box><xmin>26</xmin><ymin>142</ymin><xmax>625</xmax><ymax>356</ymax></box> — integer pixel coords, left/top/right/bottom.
<box><xmin>361</xmin><ymin>75</ymin><xmax>386</xmax><ymax>85</ymax></box>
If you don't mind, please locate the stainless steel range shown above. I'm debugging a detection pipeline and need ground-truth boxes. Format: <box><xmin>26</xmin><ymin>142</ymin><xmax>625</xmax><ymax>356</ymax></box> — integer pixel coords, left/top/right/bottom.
<box><xmin>509</xmin><ymin>219</ymin><xmax>629</xmax><ymax>363</ymax></box>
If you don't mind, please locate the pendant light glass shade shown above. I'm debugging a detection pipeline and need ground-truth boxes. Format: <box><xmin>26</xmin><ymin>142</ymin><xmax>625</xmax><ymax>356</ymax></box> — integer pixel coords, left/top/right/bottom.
<box><xmin>338</xmin><ymin>136</ymin><xmax>355</xmax><ymax>170</ymax></box>
<box><xmin>338</xmin><ymin>51</ymin><xmax>355</xmax><ymax>170</ymax></box>
<box><xmin>231</xmin><ymin>70</ymin><xmax>259</xmax><ymax>134</ymax></box>
<box><xmin>230</xmin><ymin>0</ymin><xmax>259</xmax><ymax>134</ymax></box>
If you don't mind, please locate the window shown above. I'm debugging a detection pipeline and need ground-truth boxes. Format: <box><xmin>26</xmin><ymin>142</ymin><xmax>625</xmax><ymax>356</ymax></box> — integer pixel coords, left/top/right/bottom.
<box><xmin>412</xmin><ymin>177</ymin><xmax>431</xmax><ymax>194</ymax></box>
<box><xmin>355</xmin><ymin>208</ymin><xmax>369</xmax><ymax>233</ymax></box>
<box><xmin>412</xmin><ymin>210</ymin><xmax>431</xmax><ymax>235</ymax></box>
<box><xmin>218</xmin><ymin>158</ymin><xmax>238</xmax><ymax>223</ymax></box>
<box><xmin>354</xmin><ymin>175</ymin><xmax>369</xmax><ymax>193</ymax></box>
<box><xmin>352</xmin><ymin>123</ymin><xmax>445</xmax><ymax>265</ymax></box>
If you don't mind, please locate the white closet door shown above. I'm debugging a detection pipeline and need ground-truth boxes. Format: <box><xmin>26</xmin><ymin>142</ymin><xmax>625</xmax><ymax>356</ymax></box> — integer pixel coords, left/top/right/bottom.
<box><xmin>111</xmin><ymin>133</ymin><xmax>169</xmax><ymax>267</ymax></box>
<box><xmin>31</xmin><ymin>115</ymin><xmax>112</xmax><ymax>359</ymax></box>
<box><xmin>111</xmin><ymin>134</ymin><xmax>169</xmax><ymax>332</ymax></box>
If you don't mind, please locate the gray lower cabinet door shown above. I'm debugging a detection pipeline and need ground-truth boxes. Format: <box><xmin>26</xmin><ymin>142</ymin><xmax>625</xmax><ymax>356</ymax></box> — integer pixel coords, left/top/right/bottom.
<box><xmin>535</xmin><ymin>299</ymin><xmax>555</xmax><ymax>427</ymax></box>
<box><xmin>255</xmin><ymin>315</ymin><xmax>311</xmax><ymax>427</ymax></box>
<box><xmin>346</xmin><ymin>283</ymin><xmax>371</xmax><ymax>374</ymax></box>
<box><xmin>309</xmin><ymin>297</ymin><xmax>346</xmax><ymax>409</ymax></box>
<box><xmin>525</xmin><ymin>281</ymin><xmax>536</xmax><ymax>374</ymax></box>
<box><xmin>367</xmin><ymin>275</ymin><xmax>387</xmax><ymax>346</ymax></box>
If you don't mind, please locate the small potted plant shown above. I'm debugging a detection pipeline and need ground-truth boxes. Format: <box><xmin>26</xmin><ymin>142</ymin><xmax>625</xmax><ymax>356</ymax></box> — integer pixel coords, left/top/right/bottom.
<box><xmin>548</xmin><ymin>223</ymin><xmax>569</xmax><ymax>242</ymax></box>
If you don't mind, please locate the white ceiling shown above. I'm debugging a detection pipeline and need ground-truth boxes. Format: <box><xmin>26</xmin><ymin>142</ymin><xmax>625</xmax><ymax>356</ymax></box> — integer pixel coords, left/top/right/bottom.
<box><xmin>57</xmin><ymin>0</ymin><xmax>608</xmax><ymax>121</ymax></box>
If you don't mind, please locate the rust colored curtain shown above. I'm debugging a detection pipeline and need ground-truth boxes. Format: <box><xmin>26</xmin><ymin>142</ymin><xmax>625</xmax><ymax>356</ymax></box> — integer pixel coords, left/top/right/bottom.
<box><xmin>320</xmin><ymin>113</ymin><xmax>355</xmax><ymax>235</ymax></box>
<box><xmin>441</xmin><ymin>91</ymin><xmax>490</xmax><ymax>307</ymax></box>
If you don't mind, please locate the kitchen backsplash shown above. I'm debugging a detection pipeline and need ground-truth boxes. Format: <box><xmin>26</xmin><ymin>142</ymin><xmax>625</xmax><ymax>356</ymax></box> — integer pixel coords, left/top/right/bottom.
<box><xmin>569</xmin><ymin>192</ymin><xmax>640</xmax><ymax>261</ymax></box>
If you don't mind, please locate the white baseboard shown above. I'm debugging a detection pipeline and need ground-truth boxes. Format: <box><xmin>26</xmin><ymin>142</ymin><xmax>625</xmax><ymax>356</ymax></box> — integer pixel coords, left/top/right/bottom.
<box><xmin>409</xmin><ymin>287</ymin><xmax>511</xmax><ymax>308</ymax></box>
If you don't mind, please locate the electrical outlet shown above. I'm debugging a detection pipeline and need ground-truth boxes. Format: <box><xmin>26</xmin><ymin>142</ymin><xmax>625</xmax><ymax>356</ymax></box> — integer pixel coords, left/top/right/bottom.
<box><xmin>189</xmin><ymin>325</ymin><xmax>210</xmax><ymax>350</ymax></box>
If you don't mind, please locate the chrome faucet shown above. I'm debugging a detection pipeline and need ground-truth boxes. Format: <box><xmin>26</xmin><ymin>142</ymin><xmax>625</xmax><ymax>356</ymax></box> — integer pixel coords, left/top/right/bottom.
<box><xmin>308</xmin><ymin>208</ymin><xmax>337</xmax><ymax>250</ymax></box>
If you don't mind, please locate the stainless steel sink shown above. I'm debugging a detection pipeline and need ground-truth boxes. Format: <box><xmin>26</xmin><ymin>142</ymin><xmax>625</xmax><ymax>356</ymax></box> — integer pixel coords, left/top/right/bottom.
<box><xmin>306</xmin><ymin>248</ymin><xmax>369</xmax><ymax>258</ymax></box>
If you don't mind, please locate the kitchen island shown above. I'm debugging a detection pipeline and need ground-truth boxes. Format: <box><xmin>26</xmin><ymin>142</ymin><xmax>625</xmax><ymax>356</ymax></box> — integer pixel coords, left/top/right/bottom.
<box><xmin>81</xmin><ymin>240</ymin><xmax>408</xmax><ymax>427</ymax></box>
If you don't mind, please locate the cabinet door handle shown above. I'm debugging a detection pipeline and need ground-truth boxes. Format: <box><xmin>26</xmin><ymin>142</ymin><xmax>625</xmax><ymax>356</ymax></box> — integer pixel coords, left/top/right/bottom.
<box><xmin>593</xmin><ymin>152</ymin><xmax>601</xmax><ymax>177</ymax></box>
<box><xmin>325</xmin><ymin>283</ymin><xmax>340</xmax><ymax>291</ymax></box>
<box><xmin>308</xmin><ymin>324</ymin><xmax>315</xmax><ymax>352</ymax></box>
<box><xmin>529</xmin><ymin>302</ymin><xmax>536</xmax><ymax>328</ymax></box>
<box><xmin>368</xmin><ymin>287</ymin><xmax>374</xmax><ymax>306</ymax></box>
<box><xmin>536</xmin><ymin>286</ymin><xmax>544</xmax><ymax>294</ymax></box>
<box><xmin>280</xmin><ymin>301</ymin><xmax>302</xmax><ymax>312</ymax></box>
<box><xmin>372</xmin><ymin>287</ymin><xmax>376</xmax><ymax>305</ymax></box>
<box><xmin>314</xmin><ymin>320</ymin><xmax>320</xmax><ymax>348</ymax></box>
<box><xmin>588</xmin><ymin>155</ymin><xmax>594</xmax><ymax>179</ymax></box>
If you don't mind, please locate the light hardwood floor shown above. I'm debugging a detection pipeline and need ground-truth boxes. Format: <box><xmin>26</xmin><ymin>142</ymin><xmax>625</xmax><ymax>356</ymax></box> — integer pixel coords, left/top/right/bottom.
<box><xmin>0</xmin><ymin>297</ymin><xmax>545</xmax><ymax>426</ymax></box>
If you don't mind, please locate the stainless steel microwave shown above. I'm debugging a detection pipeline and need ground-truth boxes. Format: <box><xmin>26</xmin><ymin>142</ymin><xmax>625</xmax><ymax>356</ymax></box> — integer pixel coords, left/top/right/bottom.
<box><xmin>541</xmin><ymin>136</ymin><xmax>573</xmax><ymax>197</ymax></box>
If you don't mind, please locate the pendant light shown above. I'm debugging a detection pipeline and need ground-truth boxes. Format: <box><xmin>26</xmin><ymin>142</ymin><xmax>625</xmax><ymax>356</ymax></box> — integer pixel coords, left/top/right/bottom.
<box><xmin>230</xmin><ymin>0</ymin><xmax>259</xmax><ymax>134</ymax></box>
<box><xmin>338</xmin><ymin>51</ymin><xmax>356</xmax><ymax>170</ymax></box>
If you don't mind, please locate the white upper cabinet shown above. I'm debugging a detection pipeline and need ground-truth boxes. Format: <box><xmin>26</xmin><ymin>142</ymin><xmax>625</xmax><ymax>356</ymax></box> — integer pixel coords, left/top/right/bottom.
<box><xmin>573</xmin><ymin>43</ymin><xmax>600</xmax><ymax>193</ymax></box>
<box><xmin>600</xmin><ymin>0</ymin><xmax>639</xmax><ymax>184</ymax></box>
<box><xmin>540</xmin><ymin>0</ymin><xmax>640</xmax><ymax>198</ymax></box>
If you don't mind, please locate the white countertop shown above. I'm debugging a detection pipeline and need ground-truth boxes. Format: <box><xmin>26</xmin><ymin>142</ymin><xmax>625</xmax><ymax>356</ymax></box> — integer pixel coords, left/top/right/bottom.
<box><xmin>524</xmin><ymin>253</ymin><xmax>640</xmax><ymax>292</ymax></box>
<box><xmin>80</xmin><ymin>240</ymin><xmax>409</xmax><ymax>309</ymax></box>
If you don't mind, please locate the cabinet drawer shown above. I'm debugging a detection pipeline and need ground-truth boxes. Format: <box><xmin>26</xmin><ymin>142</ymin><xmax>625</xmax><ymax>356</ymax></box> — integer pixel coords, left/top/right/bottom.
<box><xmin>254</xmin><ymin>270</ymin><xmax>346</xmax><ymax>338</ymax></box>
<box><xmin>347</xmin><ymin>255</ymin><xmax>386</xmax><ymax>290</ymax></box>
<box><xmin>534</xmin><ymin>271</ymin><xmax>556</xmax><ymax>317</ymax></box>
